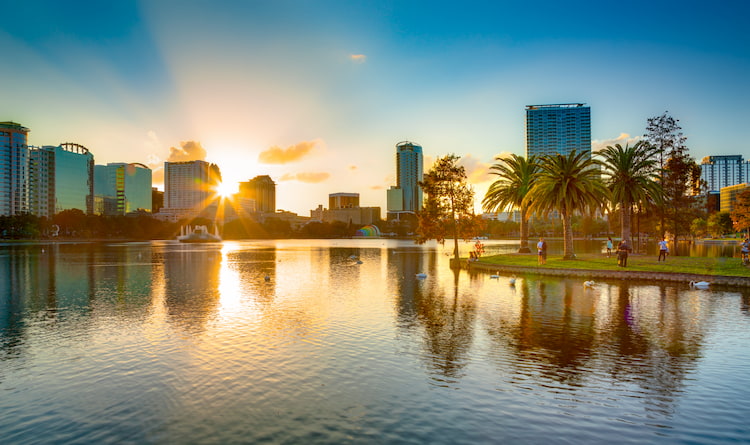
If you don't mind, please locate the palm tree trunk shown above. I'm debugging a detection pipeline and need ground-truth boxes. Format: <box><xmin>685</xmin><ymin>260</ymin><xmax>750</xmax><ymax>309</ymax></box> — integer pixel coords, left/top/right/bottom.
<box><xmin>621</xmin><ymin>201</ymin><xmax>632</xmax><ymax>245</ymax></box>
<box><xmin>562</xmin><ymin>209</ymin><xmax>575</xmax><ymax>259</ymax></box>
<box><xmin>518</xmin><ymin>207</ymin><xmax>530</xmax><ymax>253</ymax></box>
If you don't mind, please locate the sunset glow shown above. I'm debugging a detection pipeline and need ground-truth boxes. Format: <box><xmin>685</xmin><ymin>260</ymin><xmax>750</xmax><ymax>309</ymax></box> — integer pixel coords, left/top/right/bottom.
<box><xmin>1</xmin><ymin>2</ymin><xmax>748</xmax><ymax>216</ymax></box>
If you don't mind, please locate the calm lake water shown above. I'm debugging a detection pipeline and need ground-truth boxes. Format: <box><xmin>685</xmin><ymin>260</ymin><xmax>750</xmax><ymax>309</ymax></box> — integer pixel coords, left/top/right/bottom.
<box><xmin>1</xmin><ymin>239</ymin><xmax>749</xmax><ymax>444</ymax></box>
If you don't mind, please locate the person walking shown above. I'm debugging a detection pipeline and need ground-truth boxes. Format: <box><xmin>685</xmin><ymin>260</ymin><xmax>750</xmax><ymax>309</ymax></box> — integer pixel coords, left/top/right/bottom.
<box><xmin>606</xmin><ymin>237</ymin><xmax>613</xmax><ymax>258</ymax></box>
<box><xmin>657</xmin><ymin>237</ymin><xmax>668</xmax><ymax>262</ymax></box>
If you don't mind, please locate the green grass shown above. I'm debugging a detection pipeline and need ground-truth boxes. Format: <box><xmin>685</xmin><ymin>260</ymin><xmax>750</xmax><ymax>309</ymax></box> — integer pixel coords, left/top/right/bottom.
<box><xmin>478</xmin><ymin>253</ymin><xmax>750</xmax><ymax>277</ymax></box>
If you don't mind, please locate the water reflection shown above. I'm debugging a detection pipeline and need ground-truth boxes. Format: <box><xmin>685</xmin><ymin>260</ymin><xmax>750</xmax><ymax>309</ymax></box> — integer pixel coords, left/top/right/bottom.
<box><xmin>0</xmin><ymin>240</ymin><xmax>748</xmax><ymax>443</ymax></box>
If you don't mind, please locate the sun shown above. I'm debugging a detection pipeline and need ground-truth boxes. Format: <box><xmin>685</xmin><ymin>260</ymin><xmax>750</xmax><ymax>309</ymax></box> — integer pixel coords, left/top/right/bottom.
<box><xmin>215</xmin><ymin>181</ymin><xmax>236</xmax><ymax>198</ymax></box>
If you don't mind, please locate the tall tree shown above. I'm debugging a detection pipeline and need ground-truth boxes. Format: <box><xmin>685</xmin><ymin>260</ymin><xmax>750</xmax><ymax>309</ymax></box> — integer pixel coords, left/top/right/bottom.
<box><xmin>597</xmin><ymin>141</ymin><xmax>661</xmax><ymax>246</ymax></box>
<box><xmin>644</xmin><ymin>112</ymin><xmax>703</xmax><ymax>240</ymax></box>
<box><xmin>731</xmin><ymin>189</ymin><xmax>750</xmax><ymax>236</ymax></box>
<box><xmin>482</xmin><ymin>154</ymin><xmax>538</xmax><ymax>253</ymax></box>
<box><xmin>417</xmin><ymin>154</ymin><xmax>481</xmax><ymax>261</ymax></box>
<box><xmin>524</xmin><ymin>151</ymin><xmax>608</xmax><ymax>259</ymax></box>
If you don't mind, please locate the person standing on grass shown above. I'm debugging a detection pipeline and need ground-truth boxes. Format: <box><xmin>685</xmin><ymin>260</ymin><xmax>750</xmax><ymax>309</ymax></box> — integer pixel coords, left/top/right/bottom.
<box><xmin>617</xmin><ymin>239</ymin><xmax>630</xmax><ymax>267</ymax></box>
<box><xmin>537</xmin><ymin>237</ymin><xmax>546</xmax><ymax>265</ymax></box>
<box><xmin>658</xmin><ymin>237</ymin><xmax>668</xmax><ymax>262</ymax></box>
<box><xmin>606</xmin><ymin>237</ymin><xmax>613</xmax><ymax>258</ymax></box>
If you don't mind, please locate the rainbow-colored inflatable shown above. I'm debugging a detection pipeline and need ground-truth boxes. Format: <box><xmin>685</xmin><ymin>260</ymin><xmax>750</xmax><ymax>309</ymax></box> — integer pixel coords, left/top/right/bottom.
<box><xmin>355</xmin><ymin>224</ymin><xmax>381</xmax><ymax>237</ymax></box>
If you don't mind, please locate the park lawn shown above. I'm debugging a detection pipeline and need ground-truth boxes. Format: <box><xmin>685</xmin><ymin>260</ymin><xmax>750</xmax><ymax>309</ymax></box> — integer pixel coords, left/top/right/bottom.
<box><xmin>478</xmin><ymin>253</ymin><xmax>750</xmax><ymax>277</ymax></box>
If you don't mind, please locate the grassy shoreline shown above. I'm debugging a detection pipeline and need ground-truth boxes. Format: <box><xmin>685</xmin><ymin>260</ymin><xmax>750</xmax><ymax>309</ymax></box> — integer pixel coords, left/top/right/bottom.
<box><xmin>474</xmin><ymin>253</ymin><xmax>750</xmax><ymax>278</ymax></box>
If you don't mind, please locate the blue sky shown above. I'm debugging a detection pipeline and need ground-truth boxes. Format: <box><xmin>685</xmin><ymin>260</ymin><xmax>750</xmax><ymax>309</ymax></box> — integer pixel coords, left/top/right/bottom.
<box><xmin>2</xmin><ymin>0</ymin><xmax>748</xmax><ymax>214</ymax></box>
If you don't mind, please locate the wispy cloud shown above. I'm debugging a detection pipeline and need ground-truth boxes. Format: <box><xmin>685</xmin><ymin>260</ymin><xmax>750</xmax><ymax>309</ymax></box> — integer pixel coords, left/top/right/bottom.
<box><xmin>459</xmin><ymin>154</ymin><xmax>493</xmax><ymax>184</ymax></box>
<box><xmin>350</xmin><ymin>54</ymin><xmax>366</xmax><ymax>63</ymax></box>
<box><xmin>279</xmin><ymin>172</ymin><xmax>330</xmax><ymax>183</ymax></box>
<box><xmin>592</xmin><ymin>133</ymin><xmax>641</xmax><ymax>153</ymax></box>
<box><xmin>167</xmin><ymin>140</ymin><xmax>207</xmax><ymax>162</ymax></box>
<box><xmin>258</xmin><ymin>140</ymin><xmax>318</xmax><ymax>164</ymax></box>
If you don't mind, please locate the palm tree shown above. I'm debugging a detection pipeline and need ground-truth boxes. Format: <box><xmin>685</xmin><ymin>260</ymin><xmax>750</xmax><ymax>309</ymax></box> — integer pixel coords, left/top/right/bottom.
<box><xmin>524</xmin><ymin>150</ymin><xmax>607</xmax><ymax>259</ymax></box>
<box><xmin>597</xmin><ymin>141</ymin><xmax>661</xmax><ymax>247</ymax></box>
<box><xmin>482</xmin><ymin>154</ymin><xmax>538</xmax><ymax>252</ymax></box>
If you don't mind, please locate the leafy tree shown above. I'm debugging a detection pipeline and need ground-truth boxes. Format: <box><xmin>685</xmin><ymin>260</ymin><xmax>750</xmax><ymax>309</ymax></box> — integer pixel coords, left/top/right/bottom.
<box><xmin>662</xmin><ymin>155</ymin><xmax>703</xmax><ymax>241</ymax></box>
<box><xmin>691</xmin><ymin>217</ymin><xmax>707</xmax><ymax>239</ymax></box>
<box><xmin>524</xmin><ymin>150</ymin><xmax>608</xmax><ymax>259</ymax></box>
<box><xmin>707</xmin><ymin>211</ymin><xmax>733</xmax><ymax>238</ymax></box>
<box><xmin>644</xmin><ymin>112</ymin><xmax>703</xmax><ymax>240</ymax></box>
<box><xmin>417</xmin><ymin>154</ymin><xmax>482</xmax><ymax>260</ymax></box>
<box><xmin>598</xmin><ymin>141</ymin><xmax>661</xmax><ymax>247</ymax></box>
<box><xmin>482</xmin><ymin>154</ymin><xmax>538</xmax><ymax>252</ymax></box>
<box><xmin>731</xmin><ymin>189</ymin><xmax>750</xmax><ymax>236</ymax></box>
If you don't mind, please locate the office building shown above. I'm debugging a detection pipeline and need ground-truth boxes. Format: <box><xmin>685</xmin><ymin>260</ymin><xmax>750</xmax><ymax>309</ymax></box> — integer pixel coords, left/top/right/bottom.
<box><xmin>720</xmin><ymin>183</ymin><xmax>750</xmax><ymax>213</ymax></box>
<box><xmin>29</xmin><ymin>143</ymin><xmax>94</xmax><ymax>216</ymax></box>
<box><xmin>0</xmin><ymin>122</ymin><xmax>30</xmax><ymax>215</ymax></box>
<box><xmin>239</xmin><ymin>175</ymin><xmax>276</xmax><ymax>213</ymax></box>
<box><xmin>525</xmin><ymin>103</ymin><xmax>591</xmax><ymax>158</ymax></box>
<box><xmin>700</xmin><ymin>155</ymin><xmax>750</xmax><ymax>193</ymax></box>
<box><xmin>329</xmin><ymin>192</ymin><xmax>359</xmax><ymax>209</ymax></box>
<box><xmin>94</xmin><ymin>163</ymin><xmax>152</xmax><ymax>215</ymax></box>
<box><xmin>161</xmin><ymin>160</ymin><xmax>221</xmax><ymax>220</ymax></box>
<box><xmin>386</xmin><ymin>141</ymin><xmax>423</xmax><ymax>217</ymax></box>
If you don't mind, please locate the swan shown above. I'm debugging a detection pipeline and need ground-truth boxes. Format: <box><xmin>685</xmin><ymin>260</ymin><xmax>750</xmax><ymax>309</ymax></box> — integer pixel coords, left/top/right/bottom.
<box><xmin>583</xmin><ymin>280</ymin><xmax>595</xmax><ymax>288</ymax></box>
<box><xmin>416</xmin><ymin>273</ymin><xmax>428</xmax><ymax>279</ymax></box>
<box><xmin>690</xmin><ymin>281</ymin><xmax>710</xmax><ymax>289</ymax></box>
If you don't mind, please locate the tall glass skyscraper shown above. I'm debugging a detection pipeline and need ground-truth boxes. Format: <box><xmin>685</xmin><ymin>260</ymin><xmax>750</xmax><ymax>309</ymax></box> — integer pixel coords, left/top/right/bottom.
<box><xmin>94</xmin><ymin>163</ymin><xmax>152</xmax><ymax>215</ymax></box>
<box><xmin>0</xmin><ymin>122</ymin><xmax>30</xmax><ymax>215</ymax></box>
<box><xmin>525</xmin><ymin>104</ymin><xmax>591</xmax><ymax>158</ymax></box>
<box><xmin>700</xmin><ymin>155</ymin><xmax>750</xmax><ymax>193</ymax></box>
<box><xmin>29</xmin><ymin>143</ymin><xmax>94</xmax><ymax>216</ymax></box>
<box><xmin>387</xmin><ymin>141</ymin><xmax>423</xmax><ymax>216</ymax></box>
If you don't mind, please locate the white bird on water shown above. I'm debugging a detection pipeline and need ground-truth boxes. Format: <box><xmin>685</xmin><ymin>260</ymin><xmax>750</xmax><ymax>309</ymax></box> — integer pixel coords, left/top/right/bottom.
<box><xmin>583</xmin><ymin>280</ymin><xmax>596</xmax><ymax>288</ymax></box>
<box><xmin>690</xmin><ymin>281</ymin><xmax>710</xmax><ymax>289</ymax></box>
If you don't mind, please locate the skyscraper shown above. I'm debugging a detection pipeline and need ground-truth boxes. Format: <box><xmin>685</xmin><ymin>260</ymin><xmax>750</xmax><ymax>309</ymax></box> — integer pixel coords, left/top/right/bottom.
<box><xmin>239</xmin><ymin>175</ymin><xmax>276</xmax><ymax>213</ymax></box>
<box><xmin>94</xmin><ymin>163</ymin><xmax>152</xmax><ymax>215</ymax></box>
<box><xmin>29</xmin><ymin>143</ymin><xmax>94</xmax><ymax>216</ymax></box>
<box><xmin>162</xmin><ymin>160</ymin><xmax>221</xmax><ymax>220</ymax></box>
<box><xmin>387</xmin><ymin>141</ymin><xmax>423</xmax><ymax>217</ymax></box>
<box><xmin>700</xmin><ymin>155</ymin><xmax>750</xmax><ymax>193</ymax></box>
<box><xmin>525</xmin><ymin>103</ymin><xmax>591</xmax><ymax>158</ymax></box>
<box><xmin>0</xmin><ymin>122</ymin><xmax>30</xmax><ymax>215</ymax></box>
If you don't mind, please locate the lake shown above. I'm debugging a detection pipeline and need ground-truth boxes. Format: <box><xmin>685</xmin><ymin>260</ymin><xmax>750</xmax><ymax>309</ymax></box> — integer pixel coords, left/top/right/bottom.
<box><xmin>1</xmin><ymin>239</ymin><xmax>749</xmax><ymax>444</ymax></box>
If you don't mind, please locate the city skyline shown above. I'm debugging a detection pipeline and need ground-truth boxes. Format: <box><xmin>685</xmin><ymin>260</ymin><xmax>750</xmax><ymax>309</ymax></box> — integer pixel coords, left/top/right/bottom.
<box><xmin>2</xmin><ymin>1</ymin><xmax>749</xmax><ymax>215</ymax></box>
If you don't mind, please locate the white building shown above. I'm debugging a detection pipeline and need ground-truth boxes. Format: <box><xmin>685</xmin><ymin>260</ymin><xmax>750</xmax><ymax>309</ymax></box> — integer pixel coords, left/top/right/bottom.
<box><xmin>158</xmin><ymin>160</ymin><xmax>221</xmax><ymax>220</ymax></box>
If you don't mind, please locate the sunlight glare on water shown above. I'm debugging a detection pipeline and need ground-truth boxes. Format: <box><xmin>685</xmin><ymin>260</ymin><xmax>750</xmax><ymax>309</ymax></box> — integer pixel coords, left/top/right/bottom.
<box><xmin>1</xmin><ymin>239</ymin><xmax>749</xmax><ymax>444</ymax></box>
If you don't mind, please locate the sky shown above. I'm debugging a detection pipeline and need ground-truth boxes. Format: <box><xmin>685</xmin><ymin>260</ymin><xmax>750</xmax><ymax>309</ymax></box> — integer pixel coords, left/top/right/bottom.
<box><xmin>2</xmin><ymin>0</ymin><xmax>749</xmax><ymax>215</ymax></box>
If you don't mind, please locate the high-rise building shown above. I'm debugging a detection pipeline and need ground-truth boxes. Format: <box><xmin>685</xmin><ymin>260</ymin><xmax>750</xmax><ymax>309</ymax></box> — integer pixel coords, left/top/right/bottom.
<box><xmin>162</xmin><ymin>160</ymin><xmax>221</xmax><ymax>220</ymax></box>
<box><xmin>94</xmin><ymin>163</ymin><xmax>152</xmax><ymax>215</ymax></box>
<box><xmin>29</xmin><ymin>143</ymin><xmax>94</xmax><ymax>216</ymax></box>
<box><xmin>329</xmin><ymin>192</ymin><xmax>359</xmax><ymax>209</ymax></box>
<box><xmin>0</xmin><ymin>122</ymin><xmax>30</xmax><ymax>215</ymax></box>
<box><xmin>720</xmin><ymin>183</ymin><xmax>750</xmax><ymax>213</ymax></box>
<box><xmin>239</xmin><ymin>175</ymin><xmax>276</xmax><ymax>213</ymax></box>
<box><xmin>700</xmin><ymin>155</ymin><xmax>750</xmax><ymax>193</ymax></box>
<box><xmin>525</xmin><ymin>103</ymin><xmax>591</xmax><ymax>158</ymax></box>
<box><xmin>387</xmin><ymin>141</ymin><xmax>423</xmax><ymax>217</ymax></box>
